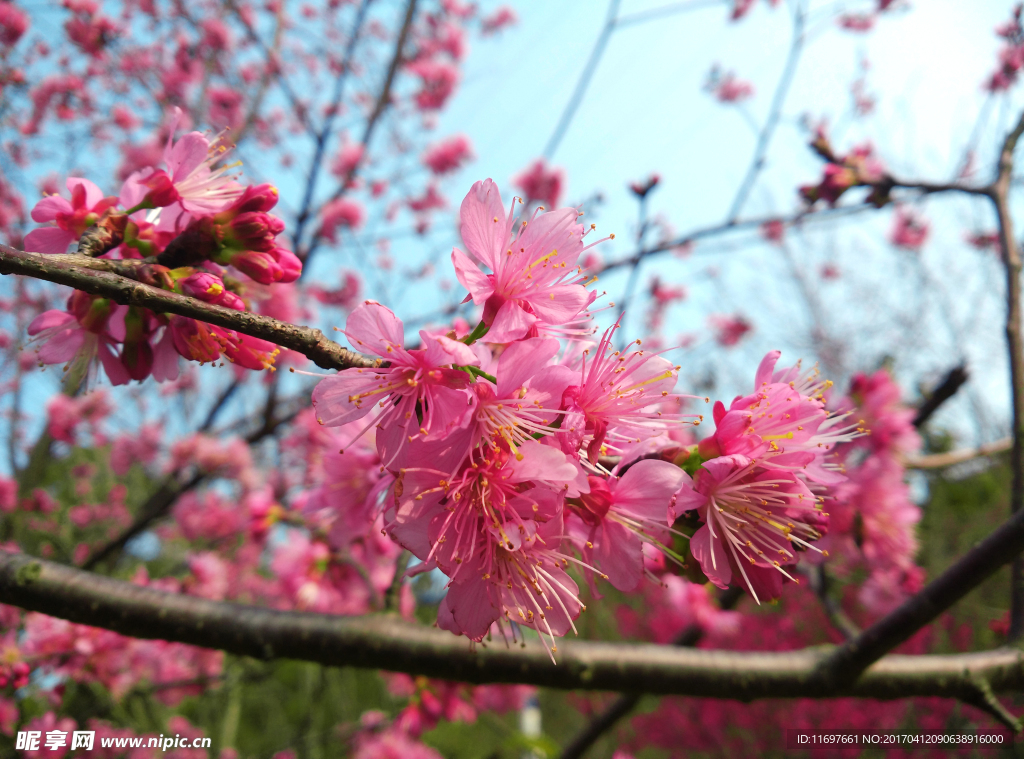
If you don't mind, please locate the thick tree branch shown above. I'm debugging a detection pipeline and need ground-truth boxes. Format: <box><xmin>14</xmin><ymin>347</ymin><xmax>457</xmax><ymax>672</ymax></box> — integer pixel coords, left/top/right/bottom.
<box><xmin>0</xmin><ymin>245</ymin><xmax>374</xmax><ymax>371</ymax></box>
<box><xmin>1</xmin><ymin>551</ymin><xmax>1024</xmax><ymax>705</ymax></box>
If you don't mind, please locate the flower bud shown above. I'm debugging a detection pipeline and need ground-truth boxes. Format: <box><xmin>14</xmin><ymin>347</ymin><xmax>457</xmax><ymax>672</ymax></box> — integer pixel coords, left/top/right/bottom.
<box><xmin>178</xmin><ymin>271</ymin><xmax>246</xmax><ymax>310</ymax></box>
<box><xmin>140</xmin><ymin>169</ymin><xmax>180</xmax><ymax>208</ymax></box>
<box><xmin>228</xmin><ymin>250</ymin><xmax>281</xmax><ymax>284</ymax></box>
<box><xmin>272</xmin><ymin>247</ymin><xmax>302</xmax><ymax>283</ymax></box>
<box><xmin>215</xmin><ymin>183</ymin><xmax>279</xmax><ymax>221</ymax></box>
<box><xmin>227</xmin><ymin>211</ymin><xmax>279</xmax><ymax>251</ymax></box>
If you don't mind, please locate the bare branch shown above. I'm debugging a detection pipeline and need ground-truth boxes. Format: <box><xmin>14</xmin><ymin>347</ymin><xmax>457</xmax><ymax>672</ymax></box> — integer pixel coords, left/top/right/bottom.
<box><xmin>725</xmin><ymin>0</ymin><xmax>805</xmax><ymax>222</ymax></box>
<box><xmin>301</xmin><ymin>0</ymin><xmax>419</xmax><ymax>264</ymax></box>
<box><xmin>903</xmin><ymin>438</ymin><xmax>1011</xmax><ymax>470</ymax></box>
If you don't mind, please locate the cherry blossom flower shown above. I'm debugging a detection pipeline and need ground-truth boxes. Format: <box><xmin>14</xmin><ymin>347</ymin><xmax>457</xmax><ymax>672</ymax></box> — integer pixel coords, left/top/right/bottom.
<box><xmin>125</xmin><ymin>109</ymin><xmax>243</xmax><ymax>214</ymax></box>
<box><xmin>681</xmin><ymin>454</ymin><xmax>827</xmax><ymax>602</ymax></box>
<box><xmin>451</xmin><ymin>179</ymin><xmax>597</xmax><ymax>342</ymax></box>
<box><xmin>421</xmin><ymin>134</ymin><xmax>474</xmax><ymax>175</ymax></box>
<box><xmin>311</xmin><ymin>301</ymin><xmax>478</xmax><ymax>467</ymax></box>
<box><xmin>557</xmin><ymin>322</ymin><xmax>683</xmax><ymax>463</ymax></box>
<box><xmin>24</xmin><ymin>177</ymin><xmax>118</xmax><ymax>254</ymax></box>
<box><xmin>28</xmin><ymin>293</ymin><xmax>130</xmax><ymax>385</ymax></box>
<box><xmin>709</xmin><ymin>313</ymin><xmax>752</xmax><ymax>347</ymax></box>
<box><xmin>566</xmin><ymin>459</ymin><xmax>684</xmax><ymax>591</ymax></box>
<box><xmin>512</xmin><ymin>158</ymin><xmax>564</xmax><ymax>209</ymax></box>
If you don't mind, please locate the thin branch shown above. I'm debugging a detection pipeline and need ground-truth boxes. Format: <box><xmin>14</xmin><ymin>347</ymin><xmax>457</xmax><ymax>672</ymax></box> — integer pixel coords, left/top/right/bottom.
<box><xmin>814</xmin><ymin>452</ymin><xmax>1024</xmax><ymax>689</ymax></box>
<box><xmin>614</xmin><ymin>0</ymin><xmax>724</xmax><ymax>28</ymax></box>
<box><xmin>226</xmin><ymin>0</ymin><xmax>317</xmax><ymax>138</ymax></box>
<box><xmin>595</xmin><ymin>204</ymin><xmax>873</xmax><ymax>276</ymax></box>
<box><xmin>807</xmin><ymin>565</ymin><xmax>860</xmax><ymax>641</ymax></box>
<box><xmin>81</xmin><ymin>390</ymin><xmax>308</xmax><ymax>570</ymax></box>
<box><xmin>903</xmin><ymin>438</ymin><xmax>1012</xmax><ymax>470</ymax></box>
<box><xmin>725</xmin><ymin>0</ymin><xmax>805</xmax><ymax>222</ymax></box>
<box><xmin>81</xmin><ymin>471</ymin><xmax>204</xmax><ymax>571</ymax></box>
<box><xmin>290</xmin><ymin>0</ymin><xmax>372</xmax><ymax>252</ymax></box>
<box><xmin>3</xmin><ymin>550</ymin><xmax>1024</xmax><ymax>704</ymax></box>
<box><xmin>0</xmin><ymin>245</ymin><xmax>374</xmax><ymax>371</ymax></box>
<box><xmin>383</xmin><ymin>550</ymin><xmax>411</xmax><ymax>612</ymax></box>
<box><xmin>963</xmin><ymin>674</ymin><xmax>1023</xmax><ymax>733</ymax></box>
<box><xmin>542</xmin><ymin>0</ymin><xmax>621</xmax><ymax>160</ymax></box>
<box><xmin>301</xmin><ymin>0</ymin><xmax>419</xmax><ymax>265</ymax></box>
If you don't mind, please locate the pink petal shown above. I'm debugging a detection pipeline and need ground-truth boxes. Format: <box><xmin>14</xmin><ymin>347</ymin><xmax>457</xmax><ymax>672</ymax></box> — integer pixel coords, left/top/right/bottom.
<box><xmin>426</xmin><ymin>332</ymin><xmax>479</xmax><ymax>366</ymax></box>
<box><xmin>754</xmin><ymin>350</ymin><xmax>782</xmax><ymax>388</ymax></box>
<box><xmin>459</xmin><ymin>179</ymin><xmax>509</xmax><ymax>271</ymax></box>
<box><xmin>66</xmin><ymin>177</ymin><xmax>104</xmax><ymax>209</ymax></box>
<box><xmin>596</xmin><ymin>519</ymin><xmax>643</xmax><ymax>591</ymax></box>
<box><xmin>690</xmin><ymin>525</ymin><xmax>731</xmax><ymax>590</ymax></box>
<box><xmin>23</xmin><ymin>227</ymin><xmax>74</xmax><ymax>254</ymax></box>
<box><xmin>451</xmin><ymin>248</ymin><xmax>494</xmax><ymax>305</ymax></box>
<box><xmin>97</xmin><ymin>340</ymin><xmax>131</xmax><ymax>385</ymax></box>
<box><xmin>150</xmin><ymin>329</ymin><xmax>180</xmax><ymax>382</ymax></box>
<box><xmin>515</xmin><ymin>206</ymin><xmax>584</xmax><ymax>268</ymax></box>
<box><xmin>522</xmin><ymin>284</ymin><xmax>590</xmax><ymax>324</ymax></box>
<box><xmin>166</xmin><ymin>132</ymin><xmax>210</xmax><ymax>181</ymax></box>
<box><xmin>673</xmin><ymin>473</ymin><xmax>706</xmax><ymax>519</ymax></box>
<box><xmin>118</xmin><ymin>170</ymin><xmax>148</xmax><ymax>209</ymax></box>
<box><xmin>446</xmin><ymin>577</ymin><xmax>500</xmax><ymax>641</ymax></box>
<box><xmin>29</xmin><ymin>195</ymin><xmax>72</xmax><ymax>223</ymax></box>
<box><xmin>421</xmin><ymin>385</ymin><xmax>474</xmax><ymax>437</ymax></box>
<box><xmin>485</xmin><ymin>299</ymin><xmax>536</xmax><ymax>343</ymax></box>
<box><xmin>509</xmin><ymin>440</ymin><xmax>577</xmax><ymax>483</ymax></box>
<box><xmin>613</xmin><ymin>459</ymin><xmax>685</xmax><ymax>524</ymax></box>
<box><xmin>105</xmin><ymin>305</ymin><xmax>128</xmax><ymax>343</ymax></box>
<box><xmin>735</xmin><ymin>563</ymin><xmax>784</xmax><ymax>603</ymax></box>
<box><xmin>496</xmin><ymin>337</ymin><xmax>560</xmax><ymax>398</ymax></box>
<box><xmin>311</xmin><ymin>370</ymin><xmax>379</xmax><ymax>426</ymax></box>
<box><xmin>28</xmin><ymin>310</ymin><xmax>76</xmax><ymax>335</ymax></box>
<box><xmin>344</xmin><ymin>301</ymin><xmax>404</xmax><ymax>355</ymax></box>
<box><xmin>37</xmin><ymin>325</ymin><xmax>85</xmax><ymax>364</ymax></box>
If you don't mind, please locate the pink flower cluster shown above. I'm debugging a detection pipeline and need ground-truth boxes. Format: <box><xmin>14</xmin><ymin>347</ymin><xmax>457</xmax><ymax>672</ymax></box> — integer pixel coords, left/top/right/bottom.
<box><xmin>679</xmin><ymin>351</ymin><xmax>859</xmax><ymax>602</ymax></box>
<box><xmin>986</xmin><ymin>4</ymin><xmax>1024</xmax><ymax>92</ymax></box>
<box><xmin>310</xmin><ymin>179</ymin><xmax>856</xmax><ymax>647</ymax></box>
<box><xmin>24</xmin><ymin>111</ymin><xmax>297</xmax><ymax>386</ymax></box>
<box><xmin>825</xmin><ymin>369</ymin><xmax>924</xmax><ymax>615</ymax></box>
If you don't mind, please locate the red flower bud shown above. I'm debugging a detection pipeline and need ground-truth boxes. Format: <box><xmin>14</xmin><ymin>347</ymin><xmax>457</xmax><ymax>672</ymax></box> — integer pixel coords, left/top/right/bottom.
<box><xmin>140</xmin><ymin>169</ymin><xmax>180</xmax><ymax>208</ymax></box>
